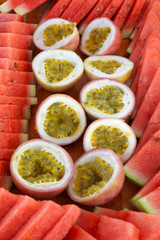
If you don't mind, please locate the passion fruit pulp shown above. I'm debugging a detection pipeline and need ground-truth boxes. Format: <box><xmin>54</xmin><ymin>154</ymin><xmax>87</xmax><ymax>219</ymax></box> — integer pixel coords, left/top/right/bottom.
<box><xmin>67</xmin><ymin>148</ymin><xmax>125</xmax><ymax>205</ymax></box>
<box><xmin>10</xmin><ymin>139</ymin><xmax>74</xmax><ymax>198</ymax></box>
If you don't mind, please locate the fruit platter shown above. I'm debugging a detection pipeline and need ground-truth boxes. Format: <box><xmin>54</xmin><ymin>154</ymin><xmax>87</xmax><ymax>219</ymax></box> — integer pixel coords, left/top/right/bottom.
<box><xmin>0</xmin><ymin>0</ymin><xmax>160</xmax><ymax>239</ymax></box>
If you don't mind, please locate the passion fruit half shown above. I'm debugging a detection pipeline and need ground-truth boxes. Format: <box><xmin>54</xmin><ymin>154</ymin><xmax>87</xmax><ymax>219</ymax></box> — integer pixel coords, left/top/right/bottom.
<box><xmin>80</xmin><ymin>79</ymin><xmax>135</xmax><ymax>120</ymax></box>
<box><xmin>80</xmin><ymin>17</ymin><xmax>121</xmax><ymax>56</ymax></box>
<box><xmin>67</xmin><ymin>148</ymin><xmax>125</xmax><ymax>205</ymax></box>
<box><xmin>32</xmin><ymin>49</ymin><xmax>84</xmax><ymax>92</ymax></box>
<box><xmin>84</xmin><ymin>55</ymin><xmax>134</xmax><ymax>83</ymax></box>
<box><xmin>36</xmin><ymin>94</ymin><xmax>87</xmax><ymax>146</ymax></box>
<box><xmin>10</xmin><ymin>139</ymin><xmax>74</xmax><ymax>198</ymax></box>
<box><xmin>33</xmin><ymin>18</ymin><xmax>79</xmax><ymax>51</ymax></box>
<box><xmin>83</xmin><ymin>118</ymin><xmax>137</xmax><ymax>164</ymax></box>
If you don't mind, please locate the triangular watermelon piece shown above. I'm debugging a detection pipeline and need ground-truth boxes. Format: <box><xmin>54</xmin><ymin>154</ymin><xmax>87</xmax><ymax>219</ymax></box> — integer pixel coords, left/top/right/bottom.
<box><xmin>0</xmin><ymin>0</ymin><xmax>24</xmax><ymax>13</ymax></box>
<box><xmin>0</xmin><ymin>21</ymin><xmax>37</xmax><ymax>35</ymax></box>
<box><xmin>0</xmin><ymin>133</ymin><xmax>28</xmax><ymax>149</ymax></box>
<box><xmin>0</xmin><ymin>96</ymin><xmax>37</xmax><ymax>105</ymax></box>
<box><xmin>64</xmin><ymin>225</ymin><xmax>97</xmax><ymax>240</ymax></box>
<box><xmin>0</xmin><ymin>149</ymin><xmax>14</xmax><ymax>160</ymax></box>
<box><xmin>0</xmin><ymin>119</ymin><xmax>28</xmax><ymax>133</ymax></box>
<box><xmin>0</xmin><ymin>58</ymin><xmax>32</xmax><ymax>72</ymax></box>
<box><xmin>124</xmin><ymin>129</ymin><xmax>160</xmax><ymax>186</ymax></box>
<box><xmin>0</xmin><ymin>83</ymin><xmax>35</xmax><ymax>97</ymax></box>
<box><xmin>0</xmin><ymin>47</ymin><xmax>32</xmax><ymax>61</ymax></box>
<box><xmin>0</xmin><ymin>13</ymin><xmax>24</xmax><ymax>22</ymax></box>
<box><xmin>100</xmin><ymin>0</ymin><xmax>124</xmax><ymax>19</ymax></box>
<box><xmin>0</xmin><ymin>105</ymin><xmax>30</xmax><ymax>119</ymax></box>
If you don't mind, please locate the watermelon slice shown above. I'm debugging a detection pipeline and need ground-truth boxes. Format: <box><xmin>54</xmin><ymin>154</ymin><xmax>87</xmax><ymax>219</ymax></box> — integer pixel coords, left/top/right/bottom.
<box><xmin>130</xmin><ymin>63</ymin><xmax>141</xmax><ymax>93</ymax></box>
<box><xmin>0</xmin><ymin>161</ymin><xmax>10</xmax><ymax>175</ymax></box>
<box><xmin>64</xmin><ymin>225</ymin><xmax>97</xmax><ymax>240</ymax></box>
<box><xmin>0</xmin><ymin>13</ymin><xmax>24</xmax><ymax>22</ymax></box>
<box><xmin>0</xmin><ymin>96</ymin><xmax>37</xmax><ymax>105</ymax></box>
<box><xmin>121</xmin><ymin>0</ymin><xmax>146</xmax><ymax>38</ymax></box>
<box><xmin>0</xmin><ymin>105</ymin><xmax>30</xmax><ymax>119</ymax></box>
<box><xmin>12</xmin><ymin>200</ymin><xmax>65</xmax><ymax>240</ymax></box>
<box><xmin>0</xmin><ymin>22</ymin><xmax>37</xmax><ymax>35</ymax></box>
<box><xmin>0</xmin><ymin>69</ymin><xmax>35</xmax><ymax>85</ymax></box>
<box><xmin>0</xmin><ymin>47</ymin><xmax>32</xmax><ymax>61</ymax></box>
<box><xmin>68</xmin><ymin>0</ymin><xmax>99</xmax><ymax>24</ymax></box>
<box><xmin>0</xmin><ymin>119</ymin><xmax>28</xmax><ymax>133</ymax></box>
<box><xmin>0</xmin><ymin>58</ymin><xmax>32</xmax><ymax>72</ymax></box>
<box><xmin>0</xmin><ymin>33</ymin><xmax>33</xmax><ymax>50</ymax></box>
<box><xmin>0</xmin><ymin>83</ymin><xmax>35</xmax><ymax>97</ymax></box>
<box><xmin>100</xmin><ymin>0</ymin><xmax>124</xmax><ymax>19</ymax></box>
<box><xmin>130</xmin><ymin>170</ymin><xmax>160</xmax><ymax>207</ymax></box>
<box><xmin>124</xmin><ymin>129</ymin><xmax>160</xmax><ymax>186</ymax></box>
<box><xmin>0</xmin><ymin>195</ymin><xmax>40</xmax><ymax>240</ymax></box>
<box><xmin>113</xmin><ymin>0</ymin><xmax>135</xmax><ymax>29</ymax></box>
<box><xmin>0</xmin><ymin>188</ymin><xmax>17</xmax><ymax>221</ymax></box>
<box><xmin>14</xmin><ymin>0</ymin><xmax>49</xmax><ymax>15</ymax></box>
<box><xmin>0</xmin><ymin>176</ymin><xmax>12</xmax><ymax>190</ymax></box>
<box><xmin>43</xmin><ymin>204</ymin><xmax>81</xmax><ymax>240</ymax></box>
<box><xmin>0</xmin><ymin>149</ymin><xmax>14</xmax><ymax>160</ymax></box>
<box><xmin>131</xmin><ymin>67</ymin><xmax>160</xmax><ymax>138</ymax></box>
<box><xmin>0</xmin><ymin>0</ymin><xmax>24</xmax><ymax>13</ymax></box>
<box><xmin>0</xmin><ymin>133</ymin><xmax>28</xmax><ymax>149</ymax></box>
<box><xmin>79</xmin><ymin>0</ymin><xmax>111</xmax><ymax>34</ymax></box>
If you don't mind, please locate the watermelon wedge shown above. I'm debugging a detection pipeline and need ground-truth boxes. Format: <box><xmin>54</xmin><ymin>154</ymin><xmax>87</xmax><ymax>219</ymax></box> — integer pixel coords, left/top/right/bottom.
<box><xmin>0</xmin><ymin>96</ymin><xmax>37</xmax><ymax>105</ymax></box>
<box><xmin>130</xmin><ymin>64</ymin><xmax>141</xmax><ymax>93</ymax></box>
<box><xmin>0</xmin><ymin>133</ymin><xmax>28</xmax><ymax>149</ymax></box>
<box><xmin>0</xmin><ymin>105</ymin><xmax>30</xmax><ymax>119</ymax></box>
<box><xmin>0</xmin><ymin>83</ymin><xmax>35</xmax><ymax>97</ymax></box>
<box><xmin>0</xmin><ymin>58</ymin><xmax>32</xmax><ymax>72</ymax></box>
<box><xmin>0</xmin><ymin>33</ymin><xmax>33</xmax><ymax>50</ymax></box>
<box><xmin>137</xmin><ymin>186</ymin><xmax>160</xmax><ymax>214</ymax></box>
<box><xmin>0</xmin><ymin>161</ymin><xmax>10</xmax><ymax>175</ymax></box>
<box><xmin>0</xmin><ymin>119</ymin><xmax>28</xmax><ymax>133</ymax></box>
<box><xmin>43</xmin><ymin>204</ymin><xmax>81</xmax><ymax>240</ymax></box>
<box><xmin>14</xmin><ymin>0</ymin><xmax>48</xmax><ymax>15</ymax></box>
<box><xmin>121</xmin><ymin>0</ymin><xmax>146</xmax><ymax>38</ymax></box>
<box><xmin>64</xmin><ymin>225</ymin><xmax>97</xmax><ymax>240</ymax></box>
<box><xmin>0</xmin><ymin>149</ymin><xmax>14</xmax><ymax>160</ymax></box>
<box><xmin>131</xmin><ymin>67</ymin><xmax>160</xmax><ymax>138</ymax></box>
<box><xmin>0</xmin><ymin>0</ymin><xmax>24</xmax><ymax>13</ymax></box>
<box><xmin>0</xmin><ymin>22</ymin><xmax>37</xmax><ymax>35</ymax></box>
<box><xmin>0</xmin><ymin>195</ymin><xmax>40</xmax><ymax>240</ymax></box>
<box><xmin>0</xmin><ymin>47</ymin><xmax>32</xmax><ymax>61</ymax></box>
<box><xmin>124</xmin><ymin>129</ymin><xmax>160</xmax><ymax>186</ymax></box>
<box><xmin>113</xmin><ymin>0</ymin><xmax>135</xmax><ymax>29</ymax></box>
<box><xmin>0</xmin><ymin>69</ymin><xmax>35</xmax><ymax>85</ymax></box>
<box><xmin>0</xmin><ymin>176</ymin><xmax>12</xmax><ymax>190</ymax></box>
<box><xmin>100</xmin><ymin>0</ymin><xmax>124</xmax><ymax>19</ymax></box>
<box><xmin>0</xmin><ymin>13</ymin><xmax>24</xmax><ymax>22</ymax></box>
<box><xmin>12</xmin><ymin>201</ymin><xmax>65</xmax><ymax>240</ymax></box>
<box><xmin>0</xmin><ymin>188</ymin><xmax>17</xmax><ymax>221</ymax></box>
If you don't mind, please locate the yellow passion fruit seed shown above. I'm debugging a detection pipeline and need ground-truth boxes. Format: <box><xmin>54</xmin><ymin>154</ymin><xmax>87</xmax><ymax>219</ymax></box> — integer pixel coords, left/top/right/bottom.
<box><xmin>89</xmin><ymin>60</ymin><xmax>122</xmax><ymax>74</ymax></box>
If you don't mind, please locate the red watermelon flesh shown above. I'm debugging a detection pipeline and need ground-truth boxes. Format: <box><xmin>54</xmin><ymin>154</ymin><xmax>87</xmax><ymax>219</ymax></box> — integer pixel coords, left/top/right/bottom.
<box><xmin>0</xmin><ymin>47</ymin><xmax>32</xmax><ymax>61</ymax></box>
<box><xmin>43</xmin><ymin>204</ymin><xmax>81</xmax><ymax>240</ymax></box>
<box><xmin>0</xmin><ymin>13</ymin><xmax>24</xmax><ymax>22</ymax></box>
<box><xmin>124</xmin><ymin>129</ymin><xmax>160</xmax><ymax>186</ymax></box>
<box><xmin>0</xmin><ymin>133</ymin><xmax>28</xmax><ymax>149</ymax></box>
<box><xmin>0</xmin><ymin>105</ymin><xmax>30</xmax><ymax>119</ymax></box>
<box><xmin>0</xmin><ymin>33</ymin><xmax>33</xmax><ymax>50</ymax></box>
<box><xmin>0</xmin><ymin>58</ymin><xmax>32</xmax><ymax>72</ymax></box>
<box><xmin>64</xmin><ymin>225</ymin><xmax>97</xmax><ymax>240</ymax></box>
<box><xmin>0</xmin><ymin>188</ymin><xmax>17</xmax><ymax>221</ymax></box>
<box><xmin>113</xmin><ymin>0</ymin><xmax>135</xmax><ymax>29</ymax></box>
<box><xmin>131</xmin><ymin>67</ymin><xmax>160</xmax><ymax>138</ymax></box>
<box><xmin>0</xmin><ymin>149</ymin><xmax>14</xmax><ymax>160</ymax></box>
<box><xmin>12</xmin><ymin>200</ymin><xmax>65</xmax><ymax>240</ymax></box>
<box><xmin>0</xmin><ymin>161</ymin><xmax>10</xmax><ymax>175</ymax></box>
<box><xmin>0</xmin><ymin>83</ymin><xmax>35</xmax><ymax>97</ymax></box>
<box><xmin>0</xmin><ymin>176</ymin><xmax>12</xmax><ymax>190</ymax></box>
<box><xmin>0</xmin><ymin>119</ymin><xmax>28</xmax><ymax>133</ymax></box>
<box><xmin>0</xmin><ymin>22</ymin><xmax>37</xmax><ymax>35</ymax></box>
<box><xmin>95</xmin><ymin>207</ymin><xmax>160</xmax><ymax>240</ymax></box>
<box><xmin>79</xmin><ymin>0</ymin><xmax>111</xmax><ymax>34</ymax></box>
<box><xmin>136</xmin><ymin>102</ymin><xmax>160</xmax><ymax>153</ymax></box>
<box><xmin>0</xmin><ymin>96</ymin><xmax>37</xmax><ymax>105</ymax></box>
<box><xmin>68</xmin><ymin>0</ymin><xmax>99</xmax><ymax>24</ymax></box>
<box><xmin>14</xmin><ymin>0</ymin><xmax>48</xmax><ymax>15</ymax></box>
<box><xmin>100</xmin><ymin>0</ymin><xmax>124</xmax><ymax>19</ymax></box>
<box><xmin>0</xmin><ymin>69</ymin><xmax>35</xmax><ymax>85</ymax></box>
<box><xmin>0</xmin><ymin>195</ymin><xmax>41</xmax><ymax>240</ymax></box>
<box><xmin>121</xmin><ymin>0</ymin><xmax>146</xmax><ymax>38</ymax></box>
<box><xmin>130</xmin><ymin>64</ymin><xmax>141</xmax><ymax>93</ymax></box>
<box><xmin>0</xmin><ymin>0</ymin><xmax>24</xmax><ymax>13</ymax></box>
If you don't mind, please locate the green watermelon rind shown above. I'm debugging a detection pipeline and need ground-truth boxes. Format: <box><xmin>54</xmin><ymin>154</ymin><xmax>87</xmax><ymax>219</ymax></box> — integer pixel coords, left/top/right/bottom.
<box><xmin>0</xmin><ymin>1</ymin><xmax>12</xmax><ymax>13</ymax></box>
<box><xmin>14</xmin><ymin>3</ymin><xmax>27</xmax><ymax>16</ymax></box>
<box><xmin>126</xmin><ymin>47</ymin><xmax>132</xmax><ymax>54</ymax></box>
<box><xmin>129</xmin><ymin>197</ymin><xmax>142</xmax><ymax>210</ymax></box>
<box><xmin>137</xmin><ymin>197</ymin><xmax>160</xmax><ymax>214</ymax></box>
<box><xmin>124</xmin><ymin>165</ymin><xmax>147</xmax><ymax>186</ymax></box>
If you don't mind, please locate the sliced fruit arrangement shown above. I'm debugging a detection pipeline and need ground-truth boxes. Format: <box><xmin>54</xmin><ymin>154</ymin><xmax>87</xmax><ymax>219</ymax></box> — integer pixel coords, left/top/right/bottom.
<box><xmin>32</xmin><ymin>49</ymin><xmax>84</xmax><ymax>92</ymax></box>
<box><xmin>80</xmin><ymin>78</ymin><xmax>135</xmax><ymax>120</ymax></box>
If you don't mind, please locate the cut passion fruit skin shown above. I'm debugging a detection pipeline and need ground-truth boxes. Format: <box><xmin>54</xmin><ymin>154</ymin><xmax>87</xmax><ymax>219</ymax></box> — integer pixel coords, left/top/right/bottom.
<box><xmin>80</xmin><ymin>17</ymin><xmax>121</xmax><ymax>56</ymax></box>
<box><xmin>35</xmin><ymin>94</ymin><xmax>87</xmax><ymax>146</ymax></box>
<box><xmin>32</xmin><ymin>49</ymin><xmax>84</xmax><ymax>93</ymax></box>
<box><xmin>84</xmin><ymin>55</ymin><xmax>134</xmax><ymax>83</ymax></box>
<box><xmin>80</xmin><ymin>78</ymin><xmax>135</xmax><ymax>120</ymax></box>
<box><xmin>33</xmin><ymin>18</ymin><xmax>80</xmax><ymax>51</ymax></box>
<box><xmin>10</xmin><ymin>139</ymin><xmax>74</xmax><ymax>199</ymax></box>
<box><xmin>83</xmin><ymin>118</ymin><xmax>137</xmax><ymax>164</ymax></box>
<box><xmin>67</xmin><ymin>148</ymin><xmax>125</xmax><ymax>205</ymax></box>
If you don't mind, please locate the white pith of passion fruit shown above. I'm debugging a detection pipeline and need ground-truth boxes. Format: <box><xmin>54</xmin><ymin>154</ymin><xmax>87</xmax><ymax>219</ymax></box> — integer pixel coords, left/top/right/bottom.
<box><xmin>32</xmin><ymin>49</ymin><xmax>84</xmax><ymax>92</ymax></box>
<box><xmin>80</xmin><ymin>79</ymin><xmax>135</xmax><ymax>120</ymax></box>
<box><xmin>33</xmin><ymin>18</ymin><xmax>79</xmax><ymax>51</ymax></box>
<box><xmin>35</xmin><ymin>94</ymin><xmax>87</xmax><ymax>146</ymax></box>
<box><xmin>67</xmin><ymin>148</ymin><xmax>125</xmax><ymax>205</ymax></box>
<box><xmin>84</xmin><ymin>55</ymin><xmax>134</xmax><ymax>83</ymax></box>
<box><xmin>80</xmin><ymin>17</ymin><xmax>121</xmax><ymax>56</ymax></box>
<box><xmin>83</xmin><ymin>118</ymin><xmax>137</xmax><ymax>164</ymax></box>
<box><xmin>10</xmin><ymin>139</ymin><xmax>74</xmax><ymax>198</ymax></box>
